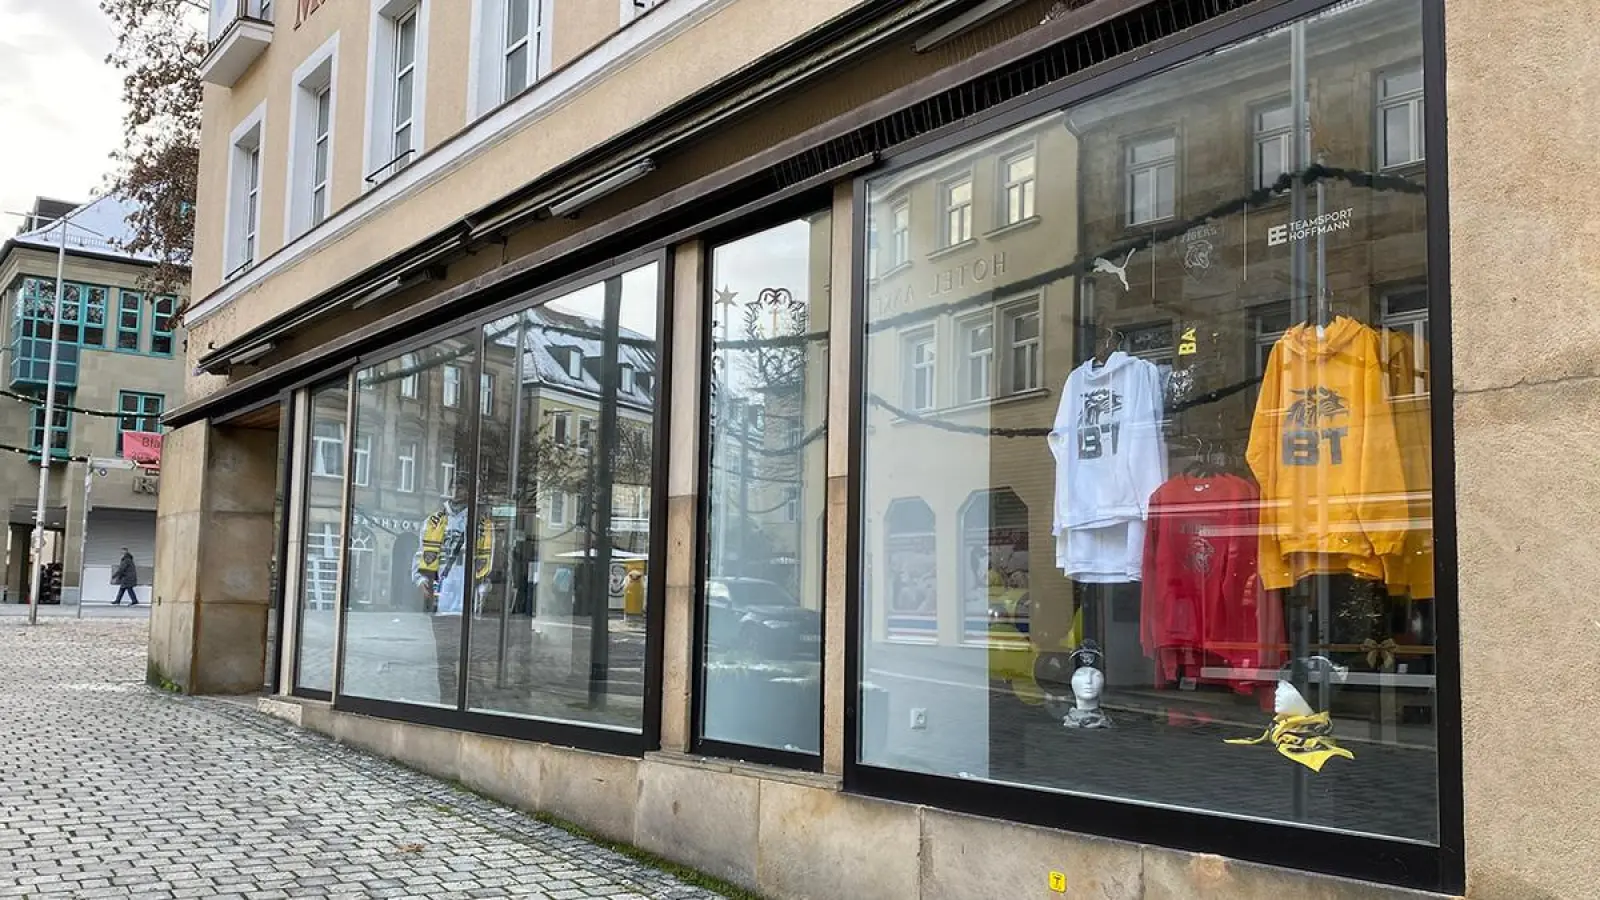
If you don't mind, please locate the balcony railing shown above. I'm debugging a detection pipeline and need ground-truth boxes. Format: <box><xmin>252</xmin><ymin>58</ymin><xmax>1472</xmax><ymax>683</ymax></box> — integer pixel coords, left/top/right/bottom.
<box><xmin>201</xmin><ymin>0</ymin><xmax>274</xmax><ymax>88</ymax></box>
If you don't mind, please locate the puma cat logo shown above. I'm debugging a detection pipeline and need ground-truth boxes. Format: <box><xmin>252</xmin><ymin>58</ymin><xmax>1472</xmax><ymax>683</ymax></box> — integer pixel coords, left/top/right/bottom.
<box><xmin>1092</xmin><ymin>248</ymin><xmax>1137</xmax><ymax>292</ymax></box>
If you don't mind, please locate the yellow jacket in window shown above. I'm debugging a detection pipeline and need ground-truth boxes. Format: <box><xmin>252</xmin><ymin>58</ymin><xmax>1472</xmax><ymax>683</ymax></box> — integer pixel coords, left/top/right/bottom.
<box><xmin>413</xmin><ymin>505</ymin><xmax>494</xmax><ymax>614</ymax></box>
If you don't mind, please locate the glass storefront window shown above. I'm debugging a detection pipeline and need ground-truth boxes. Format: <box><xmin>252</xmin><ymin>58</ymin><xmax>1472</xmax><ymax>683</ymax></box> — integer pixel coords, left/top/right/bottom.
<box><xmin>466</xmin><ymin>261</ymin><xmax>661</xmax><ymax>731</ymax></box>
<box><xmin>341</xmin><ymin>336</ymin><xmax>478</xmax><ymax>707</ymax></box>
<box><xmin>699</xmin><ymin>215</ymin><xmax>831</xmax><ymax>755</ymax></box>
<box><xmin>857</xmin><ymin>0</ymin><xmax>1437</xmax><ymax>843</ymax></box>
<box><xmin>294</xmin><ymin>382</ymin><xmax>347</xmax><ymax>694</ymax></box>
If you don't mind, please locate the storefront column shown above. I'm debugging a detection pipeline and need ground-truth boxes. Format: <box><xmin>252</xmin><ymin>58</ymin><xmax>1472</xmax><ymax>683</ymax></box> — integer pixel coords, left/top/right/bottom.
<box><xmin>822</xmin><ymin>182</ymin><xmax>855</xmax><ymax>776</ymax></box>
<box><xmin>149</xmin><ymin>420</ymin><xmax>280</xmax><ymax>693</ymax></box>
<box><xmin>1447</xmin><ymin>3</ymin><xmax>1600</xmax><ymax>895</ymax></box>
<box><xmin>661</xmin><ymin>240</ymin><xmax>705</xmax><ymax>752</ymax></box>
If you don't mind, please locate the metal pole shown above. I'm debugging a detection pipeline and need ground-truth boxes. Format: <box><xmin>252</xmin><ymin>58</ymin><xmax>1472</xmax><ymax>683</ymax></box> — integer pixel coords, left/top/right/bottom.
<box><xmin>27</xmin><ymin>213</ymin><xmax>71</xmax><ymax>626</ymax></box>
<box><xmin>75</xmin><ymin>463</ymin><xmax>92</xmax><ymax>619</ymax></box>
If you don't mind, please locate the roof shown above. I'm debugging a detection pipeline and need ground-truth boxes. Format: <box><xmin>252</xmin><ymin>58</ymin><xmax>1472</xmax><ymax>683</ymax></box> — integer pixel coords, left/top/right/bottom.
<box><xmin>9</xmin><ymin>194</ymin><xmax>165</xmax><ymax>265</ymax></box>
<box><xmin>487</xmin><ymin>305</ymin><xmax>657</xmax><ymax>408</ymax></box>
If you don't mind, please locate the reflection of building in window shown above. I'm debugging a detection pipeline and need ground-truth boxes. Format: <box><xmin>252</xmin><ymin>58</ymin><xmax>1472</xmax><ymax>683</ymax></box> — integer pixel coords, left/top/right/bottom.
<box><xmin>955</xmin><ymin>299</ymin><xmax>1044</xmax><ymax>404</ymax></box>
<box><xmin>353</xmin><ymin>435</ymin><xmax>372</xmax><ymax>487</ymax></box>
<box><xmin>958</xmin><ymin>315</ymin><xmax>994</xmax><ymax>403</ymax></box>
<box><xmin>1381</xmin><ymin>287</ymin><xmax>1429</xmax><ymax>397</ymax></box>
<box><xmin>1253</xmin><ymin>99</ymin><xmax>1292</xmax><ymax>191</ymax></box>
<box><xmin>884</xmin><ymin>497</ymin><xmax>938</xmax><ymax>642</ymax></box>
<box><xmin>480</xmin><ymin>371</ymin><xmax>495</xmax><ymax>415</ymax></box>
<box><xmin>400</xmin><ymin>352</ymin><xmax>419</xmax><ymax>398</ymax></box>
<box><xmin>904</xmin><ymin>329</ymin><xmax>936</xmax><ymax>412</ymax></box>
<box><xmin>959</xmin><ymin>489</ymin><xmax>1030</xmax><ymax>645</ymax></box>
<box><xmin>940</xmin><ymin>175</ymin><xmax>974</xmax><ymax>247</ymax></box>
<box><xmin>443</xmin><ymin>364</ymin><xmax>461</xmax><ymax>407</ymax></box>
<box><xmin>312</xmin><ymin>421</ymin><xmax>344</xmax><ymax>477</ymax></box>
<box><xmin>890</xmin><ymin>199</ymin><xmax>911</xmax><ymax>268</ymax></box>
<box><xmin>348</xmin><ymin>526</ymin><xmax>375</xmax><ymax>606</ymax></box>
<box><xmin>1124</xmin><ymin>320</ymin><xmax>1175</xmax><ymax>413</ymax></box>
<box><xmin>1252</xmin><ymin>302</ymin><xmax>1293</xmax><ymax>377</ymax></box>
<box><xmin>1005</xmin><ymin>302</ymin><xmax>1042</xmax><ymax>394</ymax></box>
<box><xmin>398</xmin><ymin>441</ymin><xmax>417</xmax><ymax>493</ymax></box>
<box><xmin>548</xmin><ymin>490</ymin><xmax>568</xmax><ymax>527</ymax></box>
<box><xmin>305</xmin><ymin>522</ymin><xmax>341</xmax><ymax>609</ymax></box>
<box><xmin>1126</xmin><ymin>133</ymin><xmax>1177</xmax><ymax>225</ymax></box>
<box><xmin>1000</xmin><ymin>149</ymin><xmax>1037</xmax><ymax>225</ymax></box>
<box><xmin>1378</xmin><ymin>63</ymin><xmax>1424</xmax><ymax>169</ymax></box>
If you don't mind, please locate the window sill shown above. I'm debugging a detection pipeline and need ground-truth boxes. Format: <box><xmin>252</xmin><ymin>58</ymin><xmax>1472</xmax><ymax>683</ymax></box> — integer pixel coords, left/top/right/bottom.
<box><xmin>1379</xmin><ymin>161</ymin><xmax>1427</xmax><ymax>179</ymax></box>
<box><xmin>1125</xmin><ymin>214</ymin><xmax>1176</xmax><ymax>233</ymax></box>
<box><xmin>927</xmin><ymin>239</ymin><xmax>978</xmax><ymax>262</ymax></box>
<box><xmin>983</xmin><ymin>215</ymin><xmax>1041</xmax><ymax>240</ymax></box>
<box><xmin>870</xmin><ymin>261</ymin><xmax>914</xmax><ymax>284</ymax></box>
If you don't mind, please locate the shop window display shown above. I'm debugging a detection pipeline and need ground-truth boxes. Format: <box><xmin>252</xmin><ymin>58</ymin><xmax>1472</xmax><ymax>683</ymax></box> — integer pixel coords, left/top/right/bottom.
<box><xmin>700</xmin><ymin>215</ymin><xmax>830</xmax><ymax>755</ymax></box>
<box><xmin>294</xmin><ymin>381</ymin><xmax>348</xmax><ymax>694</ymax></box>
<box><xmin>857</xmin><ymin>0</ymin><xmax>1437</xmax><ymax>842</ymax></box>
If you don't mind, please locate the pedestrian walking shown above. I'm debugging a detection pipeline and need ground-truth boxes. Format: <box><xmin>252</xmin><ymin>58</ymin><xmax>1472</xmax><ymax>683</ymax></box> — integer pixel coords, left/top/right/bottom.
<box><xmin>111</xmin><ymin>548</ymin><xmax>139</xmax><ymax>606</ymax></box>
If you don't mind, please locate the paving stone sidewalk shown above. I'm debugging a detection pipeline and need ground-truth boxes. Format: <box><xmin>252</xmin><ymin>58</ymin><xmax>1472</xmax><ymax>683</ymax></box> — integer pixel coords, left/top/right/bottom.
<box><xmin>0</xmin><ymin>619</ymin><xmax>725</xmax><ymax>900</ymax></box>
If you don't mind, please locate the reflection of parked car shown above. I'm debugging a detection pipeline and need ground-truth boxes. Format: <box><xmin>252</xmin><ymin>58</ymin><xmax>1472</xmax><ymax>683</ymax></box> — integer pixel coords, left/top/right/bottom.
<box><xmin>705</xmin><ymin>577</ymin><xmax>821</xmax><ymax>661</ymax></box>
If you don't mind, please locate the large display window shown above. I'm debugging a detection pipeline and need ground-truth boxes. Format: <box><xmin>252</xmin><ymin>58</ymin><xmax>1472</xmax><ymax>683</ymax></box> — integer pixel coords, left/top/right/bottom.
<box><xmin>293</xmin><ymin>381</ymin><xmax>349</xmax><ymax>696</ymax></box>
<box><xmin>328</xmin><ymin>258</ymin><xmax>665</xmax><ymax>740</ymax></box>
<box><xmin>697</xmin><ymin>214</ymin><xmax>832</xmax><ymax>759</ymax></box>
<box><xmin>856</xmin><ymin>0</ymin><xmax>1440</xmax><ymax>849</ymax></box>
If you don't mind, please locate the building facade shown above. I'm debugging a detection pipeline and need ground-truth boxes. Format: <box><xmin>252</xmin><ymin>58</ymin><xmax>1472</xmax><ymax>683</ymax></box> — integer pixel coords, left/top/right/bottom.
<box><xmin>156</xmin><ymin>0</ymin><xmax>1595</xmax><ymax>897</ymax></box>
<box><xmin>0</xmin><ymin>196</ymin><xmax>185</xmax><ymax>606</ymax></box>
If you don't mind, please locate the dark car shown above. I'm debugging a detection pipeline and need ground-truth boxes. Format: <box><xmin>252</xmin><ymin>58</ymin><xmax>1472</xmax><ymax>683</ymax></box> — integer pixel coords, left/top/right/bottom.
<box><xmin>705</xmin><ymin>577</ymin><xmax>821</xmax><ymax>662</ymax></box>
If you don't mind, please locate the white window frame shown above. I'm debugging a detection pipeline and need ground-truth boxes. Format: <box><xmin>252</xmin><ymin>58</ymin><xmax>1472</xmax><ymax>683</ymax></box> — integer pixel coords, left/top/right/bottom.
<box><xmin>364</xmin><ymin>0</ymin><xmax>430</xmax><ymax>189</ymax></box>
<box><xmin>550</xmin><ymin>409</ymin><xmax>570</xmax><ymax>444</ymax></box>
<box><xmin>890</xmin><ymin>199</ymin><xmax>911</xmax><ymax>268</ymax></box>
<box><xmin>1003</xmin><ymin>300</ymin><xmax>1043</xmax><ymax>395</ymax></box>
<box><xmin>397</xmin><ymin>440</ymin><xmax>417</xmax><ymax>492</ymax></box>
<box><xmin>999</xmin><ymin>148</ymin><xmax>1036</xmax><ymax>226</ymax></box>
<box><xmin>442</xmin><ymin>364</ymin><xmax>461</xmax><ymax>407</ymax></box>
<box><xmin>903</xmin><ymin>329</ymin><xmax>937</xmax><ymax>413</ymax></box>
<box><xmin>619</xmin><ymin>364</ymin><xmax>635</xmax><ymax>394</ymax></box>
<box><xmin>306</xmin><ymin>522</ymin><xmax>342</xmax><ymax>610</ymax></box>
<box><xmin>480</xmin><ymin>371</ymin><xmax>495</xmax><ymax>415</ymax></box>
<box><xmin>939</xmin><ymin>174</ymin><xmax>974</xmax><ymax>248</ymax></box>
<box><xmin>441</xmin><ymin>456</ymin><xmax>457</xmax><ymax>491</ymax></box>
<box><xmin>1126</xmin><ymin>133</ymin><xmax>1177</xmax><ymax>226</ymax></box>
<box><xmin>1253</xmin><ymin>98</ymin><xmax>1293</xmax><ymax>192</ymax></box>
<box><xmin>399</xmin><ymin>352</ymin><xmax>419</xmax><ymax>399</ymax></box>
<box><xmin>957</xmin><ymin>314</ymin><xmax>994</xmax><ymax>403</ymax></box>
<box><xmin>577</xmin><ymin>415</ymin><xmax>595</xmax><ymax>452</ymax></box>
<box><xmin>468</xmin><ymin>0</ymin><xmax>554</xmax><ymax>117</ymax></box>
<box><xmin>565</xmin><ymin>347</ymin><xmax>584</xmax><ymax>379</ymax></box>
<box><xmin>286</xmin><ymin>34</ymin><xmax>340</xmax><ymax>241</ymax></box>
<box><xmin>352</xmin><ymin>434</ymin><xmax>372</xmax><ymax>487</ymax></box>
<box><xmin>311</xmin><ymin>422</ymin><xmax>345</xmax><ymax>478</ymax></box>
<box><xmin>224</xmin><ymin>102</ymin><xmax>266</xmax><ymax>280</ymax></box>
<box><xmin>1378</xmin><ymin>62</ymin><xmax>1425</xmax><ymax>170</ymax></box>
<box><xmin>549</xmin><ymin>490</ymin><xmax>569</xmax><ymax>527</ymax></box>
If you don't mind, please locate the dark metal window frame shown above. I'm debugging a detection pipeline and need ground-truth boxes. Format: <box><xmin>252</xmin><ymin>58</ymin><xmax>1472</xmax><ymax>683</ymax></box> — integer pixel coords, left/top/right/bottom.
<box><xmin>292</xmin><ymin>380</ymin><xmax>345</xmax><ymax>702</ymax></box>
<box><xmin>842</xmin><ymin>0</ymin><xmax>1462</xmax><ymax>892</ymax></box>
<box><xmin>321</xmin><ymin>247</ymin><xmax>674</xmax><ymax>758</ymax></box>
<box><xmin>690</xmin><ymin>191</ymin><xmax>835</xmax><ymax>772</ymax></box>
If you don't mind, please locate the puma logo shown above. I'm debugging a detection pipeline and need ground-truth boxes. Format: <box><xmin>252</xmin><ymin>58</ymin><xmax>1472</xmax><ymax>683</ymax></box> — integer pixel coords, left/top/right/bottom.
<box><xmin>1092</xmin><ymin>248</ymin><xmax>1137</xmax><ymax>292</ymax></box>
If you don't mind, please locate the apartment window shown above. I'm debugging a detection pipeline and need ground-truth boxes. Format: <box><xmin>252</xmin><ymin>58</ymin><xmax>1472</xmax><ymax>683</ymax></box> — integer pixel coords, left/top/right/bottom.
<box><xmin>226</xmin><ymin>106</ymin><xmax>264</xmax><ymax>278</ymax></box>
<box><xmin>116</xmin><ymin>291</ymin><xmax>142</xmax><ymax>351</ymax></box>
<box><xmin>400</xmin><ymin>353</ymin><xmax>419</xmax><ymax>398</ymax></box>
<box><xmin>550</xmin><ymin>410</ymin><xmax>570</xmax><ymax>444</ymax></box>
<box><xmin>1126</xmin><ymin>134</ymin><xmax>1177</xmax><ymax>225</ymax></box>
<box><xmin>1254</xmin><ymin>100</ymin><xmax>1293</xmax><ymax>192</ymax></box>
<box><xmin>366</xmin><ymin>2</ymin><xmax>426</xmax><ymax>186</ymax></box>
<box><xmin>904</xmin><ymin>330</ymin><xmax>936</xmax><ymax>412</ymax></box>
<box><xmin>29</xmin><ymin>393</ymin><xmax>72</xmax><ymax>459</ymax></box>
<box><xmin>1004</xmin><ymin>303</ymin><xmax>1042</xmax><ymax>394</ymax></box>
<box><xmin>502</xmin><ymin>0</ymin><xmax>540</xmax><ymax>100</ymax></box>
<box><xmin>397</xmin><ymin>440</ymin><xmax>417</xmax><ymax>493</ymax></box>
<box><xmin>289</xmin><ymin>37</ymin><xmax>337</xmax><ymax>238</ymax></box>
<box><xmin>79</xmin><ymin>285</ymin><xmax>107</xmax><ymax>347</ymax></box>
<box><xmin>310</xmin><ymin>87</ymin><xmax>332</xmax><ymax>225</ymax></box>
<box><xmin>958</xmin><ymin>316</ymin><xmax>994</xmax><ymax>403</ymax></box>
<box><xmin>548</xmin><ymin>490</ymin><xmax>568</xmax><ymax>527</ymax></box>
<box><xmin>577</xmin><ymin>416</ymin><xmax>595</xmax><ymax>451</ymax></box>
<box><xmin>442</xmin><ymin>364</ymin><xmax>461</xmax><ymax>407</ymax></box>
<box><xmin>940</xmin><ymin>176</ymin><xmax>974</xmax><ymax>247</ymax></box>
<box><xmin>312</xmin><ymin>421</ymin><xmax>345</xmax><ymax>478</ymax></box>
<box><xmin>480</xmin><ymin>372</ymin><xmax>495</xmax><ymax>415</ymax></box>
<box><xmin>890</xmin><ymin>200</ymin><xmax>910</xmax><ymax>268</ymax></box>
<box><xmin>1382</xmin><ymin>287</ymin><xmax>1430</xmax><ymax>398</ymax></box>
<box><xmin>151</xmin><ymin>296</ymin><xmax>176</xmax><ymax>357</ymax></box>
<box><xmin>440</xmin><ymin>455</ymin><xmax>457</xmax><ymax>492</ymax></box>
<box><xmin>565</xmin><ymin>348</ymin><xmax>584</xmax><ymax>379</ymax></box>
<box><xmin>117</xmin><ymin>392</ymin><xmax>163</xmax><ymax>456</ymax></box>
<box><xmin>619</xmin><ymin>364</ymin><xmax>635</xmax><ymax>394</ymax></box>
<box><xmin>353</xmin><ymin>435</ymin><xmax>372</xmax><ymax>487</ymax></box>
<box><xmin>1379</xmin><ymin>64</ymin><xmax>1425</xmax><ymax>169</ymax></box>
<box><xmin>1001</xmin><ymin>150</ymin><xmax>1037</xmax><ymax>225</ymax></box>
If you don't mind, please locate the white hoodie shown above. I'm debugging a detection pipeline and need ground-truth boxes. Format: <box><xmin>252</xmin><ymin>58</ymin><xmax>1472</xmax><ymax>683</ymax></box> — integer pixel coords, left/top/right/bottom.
<box><xmin>1048</xmin><ymin>351</ymin><xmax>1168</xmax><ymax>581</ymax></box>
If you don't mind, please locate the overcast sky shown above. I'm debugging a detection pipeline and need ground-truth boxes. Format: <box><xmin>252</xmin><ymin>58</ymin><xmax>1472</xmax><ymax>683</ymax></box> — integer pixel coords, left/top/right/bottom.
<box><xmin>0</xmin><ymin>0</ymin><xmax>123</xmax><ymax>231</ymax></box>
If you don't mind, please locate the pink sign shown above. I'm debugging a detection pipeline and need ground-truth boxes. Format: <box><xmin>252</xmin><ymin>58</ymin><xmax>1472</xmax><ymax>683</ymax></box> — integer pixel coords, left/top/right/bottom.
<box><xmin>122</xmin><ymin>432</ymin><xmax>163</xmax><ymax>468</ymax></box>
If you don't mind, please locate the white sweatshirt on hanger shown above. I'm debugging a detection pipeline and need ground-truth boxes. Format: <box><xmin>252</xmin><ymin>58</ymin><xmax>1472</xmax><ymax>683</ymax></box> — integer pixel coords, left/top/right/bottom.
<box><xmin>1048</xmin><ymin>351</ymin><xmax>1168</xmax><ymax>582</ymax></box>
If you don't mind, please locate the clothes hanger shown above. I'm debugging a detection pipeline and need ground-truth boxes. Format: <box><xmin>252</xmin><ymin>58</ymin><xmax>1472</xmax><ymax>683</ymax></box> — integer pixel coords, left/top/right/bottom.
<box><xmin>1092</xmin><ymin>326</ymin><xmax>1122</xmax><ymax>366</ymax></box>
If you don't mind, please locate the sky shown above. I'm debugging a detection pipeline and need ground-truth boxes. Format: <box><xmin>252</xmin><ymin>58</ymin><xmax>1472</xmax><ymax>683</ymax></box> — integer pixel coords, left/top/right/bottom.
<box><xmin>0</xmin><ymin>0</ymin><xmax>124</xmax><ymax>231</ymax></box>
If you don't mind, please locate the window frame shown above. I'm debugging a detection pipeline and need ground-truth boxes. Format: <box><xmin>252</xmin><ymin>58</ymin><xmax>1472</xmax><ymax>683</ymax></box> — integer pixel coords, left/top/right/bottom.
<box><xmin>1251</xmin><ymin>96</ymin><xmax>1293</xmax><ymax>193</ymax></box>
<box><xmin>364</xmin><ymin>1</ymin><xmax>428</xmax><ymax>188</ymax></box>
<box><xmin>225</xmin><ymin>102</ymin><xmax>266</xmax><ymax>279</ymax></box>
<box><xmin>115</xmin><ymin>290</ymin><xmax>143</xmax><ymax>353</ymax></box>
<box><xmin>903</xmin><ymin>328</ymin><xmax>937</xmax><ymax>413</ymax></box>
<box><xmin>287</xmin><ymin>33</ymin><xmax>339</xmax><ymax>241</ymax></box>
<box><xmin>1377</xmin><ymin>60</ymin><xmax>1425</xmax><ymax>170</ymax></box>
<box><xmin>1124</xmin><ymin>131</ymin><xmax>1178</xmax><ymax>226</ymax></box>
<box><xmin>116</xmin><ymin>391</ymin><xmax>164</xmax><ymax>456</ymax></box>
<box><xmin>998</xmin><ymin>146</ymin><xmax>1037</xmax><ymax>226</ymax></box>
<box><xmin>938</xmin><ymin>173</ymin><xmax>974</xmax><ymax>248</ymax></box>
<box><xmin>28</xmin><ymin>390</ymin><xmax>72</xmax><ymax>460</ymax></box>
<box><xmin>150</xmin><ymin>295</ymin><xmax>177</xmax><ymax>357</ymax></box>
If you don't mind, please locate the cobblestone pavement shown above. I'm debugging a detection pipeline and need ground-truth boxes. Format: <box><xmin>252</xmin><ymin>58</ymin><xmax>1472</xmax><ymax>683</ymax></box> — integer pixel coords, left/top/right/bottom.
<box><xmin>0</xmin><ymin>619</ymin><xmax>725</xmax><ymax>900</ymax></box>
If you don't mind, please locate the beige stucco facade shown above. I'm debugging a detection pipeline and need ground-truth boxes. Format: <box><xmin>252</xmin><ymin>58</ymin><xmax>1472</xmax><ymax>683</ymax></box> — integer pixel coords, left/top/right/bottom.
<box><xmin>154</xmin><ymin>0</ymin><xmax>1600</xmax><ymax>897</ymax></box>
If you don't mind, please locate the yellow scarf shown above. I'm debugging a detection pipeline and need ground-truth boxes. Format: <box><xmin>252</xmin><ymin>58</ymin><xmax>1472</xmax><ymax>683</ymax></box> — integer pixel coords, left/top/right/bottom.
<box><xmin>1225</xmin><ymin>710</ymin><xmax>1355</xmax><ymax>772</ymax></box>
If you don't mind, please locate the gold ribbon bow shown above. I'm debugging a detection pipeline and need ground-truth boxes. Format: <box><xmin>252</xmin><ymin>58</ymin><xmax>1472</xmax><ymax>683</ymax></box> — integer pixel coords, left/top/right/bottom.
<box><xmin>1225</xmin><ymin>711</ymin><xmax>1356</xmax><ymax>773</ymax></box>
<box><xmin>1362</xmin><ymin>638</ymin><xmax>1397</xmax><ymax>671</ymax></box>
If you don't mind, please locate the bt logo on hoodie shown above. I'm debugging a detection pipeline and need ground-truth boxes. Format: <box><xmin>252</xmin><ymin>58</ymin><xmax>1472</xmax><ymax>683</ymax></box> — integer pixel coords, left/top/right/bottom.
<box><xmin>1282</xmin><ymin>386</ymin><xmax>1351</xmax><ymax>466</ymax></box>
<box><xmin>1077</xmin><ymin>389</ymin><xmax>1125</xmax><ymax>459</ymax></box>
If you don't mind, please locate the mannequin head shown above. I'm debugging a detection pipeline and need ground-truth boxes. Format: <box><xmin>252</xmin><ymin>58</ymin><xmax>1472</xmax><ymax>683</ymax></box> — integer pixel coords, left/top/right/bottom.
<box><xmin>1071</xmin><ymin>665</ymin><xmax>1104</xmax><ymax>710</ymax></box>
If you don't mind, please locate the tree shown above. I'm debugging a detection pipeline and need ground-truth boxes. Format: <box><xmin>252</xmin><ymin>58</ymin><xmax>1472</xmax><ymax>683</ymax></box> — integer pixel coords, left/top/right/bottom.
<box><xmin>101</xmin><ymin>0</ymin><xmax>206</xmax><ymax>298</ymax></box>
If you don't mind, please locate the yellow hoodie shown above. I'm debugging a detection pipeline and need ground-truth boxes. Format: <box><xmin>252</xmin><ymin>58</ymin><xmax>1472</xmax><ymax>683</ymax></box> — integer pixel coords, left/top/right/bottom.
<box><xmin>1247</xmin><ymin>317</ymin><xmax>1411</xmax><ymax>591</ymax></box>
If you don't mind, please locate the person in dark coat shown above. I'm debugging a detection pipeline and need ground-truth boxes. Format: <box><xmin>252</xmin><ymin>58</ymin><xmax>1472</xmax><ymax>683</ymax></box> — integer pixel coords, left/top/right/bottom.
<box><xmin>112</xmin><ymin>549</ymin><xmax>139</xmax><ymax>606</ymax></box>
